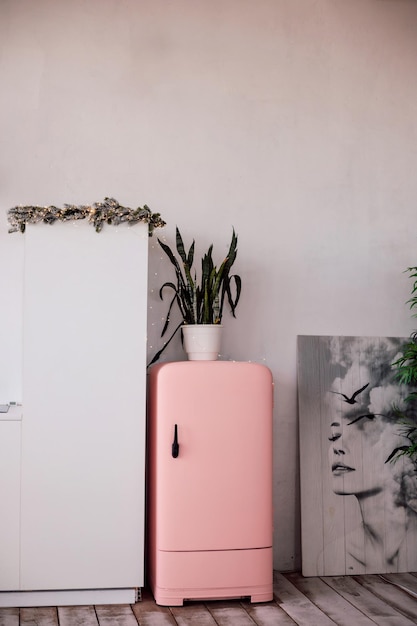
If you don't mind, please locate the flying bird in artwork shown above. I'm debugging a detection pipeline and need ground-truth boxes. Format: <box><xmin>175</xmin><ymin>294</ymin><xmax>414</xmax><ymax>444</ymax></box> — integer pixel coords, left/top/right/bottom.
<box><xmin>329</xmin><ymin>382</ymin><xmax>369</xmax><ymax>404</ymax></box>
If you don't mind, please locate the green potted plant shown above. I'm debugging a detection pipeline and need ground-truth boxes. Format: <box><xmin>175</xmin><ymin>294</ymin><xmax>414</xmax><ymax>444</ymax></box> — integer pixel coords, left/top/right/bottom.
<box><xmin>148</xmin><ymin>227</ymin><xmax>241</xmax><ymax>365</ymax></box>
<box><xmin>386</xmin><ymin>267</ymin><xmax>417</xmax><ymax>470</ymax></box>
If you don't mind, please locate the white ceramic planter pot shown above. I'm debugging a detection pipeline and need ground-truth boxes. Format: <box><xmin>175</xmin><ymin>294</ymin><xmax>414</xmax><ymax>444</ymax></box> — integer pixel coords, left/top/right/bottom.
<box><xmin>182</xmin><ymin>324</ymin><xmax>223</xmax><ymax>361</ymax></box>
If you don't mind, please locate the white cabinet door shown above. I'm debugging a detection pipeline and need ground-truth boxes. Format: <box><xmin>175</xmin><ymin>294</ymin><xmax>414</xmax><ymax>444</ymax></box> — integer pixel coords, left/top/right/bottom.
<box><xmin>0</xmin><ymin>418</ymin><xmax>21</xmax><ymax>590</ymax></box>
<box><xmin>21</xmin><ymin>222</ymin><xmax>148</xmax><ymax>590</ymax></box>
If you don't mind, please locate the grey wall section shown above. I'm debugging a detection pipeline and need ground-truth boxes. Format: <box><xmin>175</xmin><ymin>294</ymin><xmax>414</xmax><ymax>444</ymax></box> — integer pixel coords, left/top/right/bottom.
<box><xmin>1</xmin><ymin>0</ymin><xmax>417</xmax><ymax>571</ymax></box>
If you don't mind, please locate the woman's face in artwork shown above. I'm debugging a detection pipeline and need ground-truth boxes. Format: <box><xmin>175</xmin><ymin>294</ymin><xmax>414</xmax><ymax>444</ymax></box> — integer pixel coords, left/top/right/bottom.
<box><xmin>327</xmin><ymin>365</ymin><xmax>406</xmax><ymax>498</ymax></box>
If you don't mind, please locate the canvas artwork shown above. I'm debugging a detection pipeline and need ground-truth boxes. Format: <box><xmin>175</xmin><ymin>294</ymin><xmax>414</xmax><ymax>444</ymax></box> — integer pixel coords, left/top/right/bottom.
<box><xmin>297</xmin><ymin>336</ymin><xmax>417</xmax><ymax>576</ymax></box>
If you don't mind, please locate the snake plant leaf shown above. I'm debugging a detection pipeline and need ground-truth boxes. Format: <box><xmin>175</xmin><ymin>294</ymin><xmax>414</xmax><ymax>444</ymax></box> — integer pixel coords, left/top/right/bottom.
<box><xmin>159</xmin><ymin>281</ymin><xmax>177</xmax><ymax>298</ymax></box>
<box><xmin>219</xmin><ymin>275</ymin><xmax>239</xmax><ymax>319</ymax></box>
<box><xmin>175</xmin><ymin>227</ymin><xmax>187</xmax><ymax>263</ymax></box>
<box><xmin>147</xmin><ymin>320</ymin><xmax>184</xmax><ymax>367</ymax></box>
<box><xmin>175</xmin><ymin>226</ymin><xmax>195</xmax><ymax>271</ymax></box>
<box><xmin>158</xmin><ymin>239</ymin><xmax>187</xmax><ymax>286</ymax></box>
<box><xmin>158</xmin><ymin>239</ymin><xmax>182</xmax><ymax>276</ymax></box>
<box><xmin>212</xmin><ymin>259</ymin><xmax>226</xmax><ymax>294</ymax></box>
<box><xmin>159</xmin><ymin>283</ymin><xmax>181</xmax><ymax>336</ymax></box>
<box><xmin>173</xmin><ymin>228</ymin><xmax>196</xmax><ymax>295</ymax></box>
<box><xmin>201</xmin><ymin>246</ymin><xmax>214</xmax><ymax>277</ymax></box>
<box><xmin>222</xmin><ymin>228</ymin><xmax>238</xmax><ymax>272</ymax></box>
<box><xmin>158</xmin><ymin>237</ymin><xmax>176</xmax><ymax>264</ymax></box>
<box><xmin>182</xmin><ymin>263</ymin><xmax>195</xmax><ymax>295</ymax></box>
<box><xmin>226</xmin><ymin>274</ymin><xmax>242</xmax><ymax>317</ymax></box>
<box><xmin>186</xmin><ymin>237</ymin><xmax>195</xmax><ymax>268</ymax></box>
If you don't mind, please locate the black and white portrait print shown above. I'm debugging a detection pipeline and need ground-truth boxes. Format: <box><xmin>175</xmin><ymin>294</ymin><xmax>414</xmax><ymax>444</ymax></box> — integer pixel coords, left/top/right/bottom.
<box><xmin>298</xmin><ymin>336</ymin><xmax>417</xmax><ymax>576</ymax></box>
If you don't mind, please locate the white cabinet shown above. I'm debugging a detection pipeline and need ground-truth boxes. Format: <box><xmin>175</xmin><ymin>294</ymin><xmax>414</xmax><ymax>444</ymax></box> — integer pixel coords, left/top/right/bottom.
<box><xmin>0</xmin><ymin>409</ymin><xmax>21</xmax><ymax>590</ymax></box>
<box><xmin>0</xmin><ymin>221</ymin><xmax>148</xmax><ymax>605</ymax></box>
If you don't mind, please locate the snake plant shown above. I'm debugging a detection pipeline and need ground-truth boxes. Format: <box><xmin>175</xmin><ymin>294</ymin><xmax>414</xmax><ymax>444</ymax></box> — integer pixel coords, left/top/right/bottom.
<box><xmin>148</xmin><ymin>227</ymin><xmax>241</xmax><ymax>365</ymax></box>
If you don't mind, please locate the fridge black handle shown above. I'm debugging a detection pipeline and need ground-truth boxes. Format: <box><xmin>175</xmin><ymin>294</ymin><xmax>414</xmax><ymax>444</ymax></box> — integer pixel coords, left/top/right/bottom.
<box><xmin>172</xmin><ymin>424</ymin><xmax>179</xmax><ymax>458</ymax></box>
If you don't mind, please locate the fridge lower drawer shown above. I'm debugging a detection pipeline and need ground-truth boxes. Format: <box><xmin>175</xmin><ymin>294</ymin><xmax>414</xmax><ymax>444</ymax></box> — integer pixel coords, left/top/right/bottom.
<box><xmin>151</xmin><ymin>547</ymin><xmax>273</xmax><ymax>606</ymax></box>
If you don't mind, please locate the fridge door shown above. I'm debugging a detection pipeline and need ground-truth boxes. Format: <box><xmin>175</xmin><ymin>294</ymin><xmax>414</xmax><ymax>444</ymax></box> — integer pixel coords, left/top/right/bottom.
<box><xmin>149</xmin><ymin>361</ymin><xmax>273</xmax><ymax>552</ymax></box>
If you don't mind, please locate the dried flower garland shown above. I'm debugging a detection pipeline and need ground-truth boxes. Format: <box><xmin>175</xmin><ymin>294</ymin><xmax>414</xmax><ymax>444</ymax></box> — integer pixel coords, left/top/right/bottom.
<box><xmin>7</xmin><ymin>197</ymin><xmax>166</xmax><ymax>235</ymax></box>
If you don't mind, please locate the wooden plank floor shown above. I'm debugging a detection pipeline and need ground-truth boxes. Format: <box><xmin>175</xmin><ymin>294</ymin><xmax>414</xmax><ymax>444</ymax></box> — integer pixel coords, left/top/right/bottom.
<box><xmin>1</xmin><ymin>572</ymin><xmax>416</xmax><ymax>625</ymax></box>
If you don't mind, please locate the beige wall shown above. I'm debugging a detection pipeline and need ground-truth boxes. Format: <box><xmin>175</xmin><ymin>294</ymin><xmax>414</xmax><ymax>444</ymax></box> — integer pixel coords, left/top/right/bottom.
<box><xmin>1</xmin><ymin>0</ymin><xmax>417</xmax><ymax>571</ymax></box>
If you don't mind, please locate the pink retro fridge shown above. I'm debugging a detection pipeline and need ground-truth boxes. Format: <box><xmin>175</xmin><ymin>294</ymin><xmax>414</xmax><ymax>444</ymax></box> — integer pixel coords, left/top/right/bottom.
<box><xmin>147</xmin><ymin>361</ymin><xmax>273</xmax><ymax>606</ymax></box>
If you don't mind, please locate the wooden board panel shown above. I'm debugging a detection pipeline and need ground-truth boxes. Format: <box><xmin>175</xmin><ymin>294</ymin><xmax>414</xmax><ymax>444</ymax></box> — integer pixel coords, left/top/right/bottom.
<box><xmin>94</xmin><ymin>605</ymin><xmax>138</xmax><ymax>626</ymax></box>
<box><xmin>323</xmin><ymin>575</ymin><xmax>416</xmax><ymax>625</ymax></box>
<box><xmin>205</xmin><ymin>601</ymin><xmax>257</xmax><ymax>625</ymax></box>
<box><xmin>381</xmin><ymin>572</ymin><xmax>417</xmax><ymax>596</ymax></box>
<box><xmin>20</xmin><ymin>607</ymin><xmax>59</xmax><ymax>626</ymax></box>
<box><xmin>241</xmin><ymin>600</ymin><xmax>297</xmax><ymax>625</ymax></box>
<box><xmin>298</xmin><ymin>336</ymin><xmax>417</xmax><ymax>576</ymax></box>
<box><xmin>354</xmin><ymin>575</ymin><xmax>417</xmax><ymax>621</ymax></box>
<box><xmin>285</xmin><ymin>572</ymin><xmax>375</xmax><ymax>625</ymax></box>
<box><xmin>273</xmin><ymin>572</ymin><xmax>336</xmax><ymax>625</ymax></box>
<box><xmin>170</xmin><ymin>604</ymin><xmax>218</xmax><ymax>626</ymax></box>
<box><xmin>131</xmin><ymin>589</ymin><xmax>177</xmax><ymax>625</ymax></box>
<box><xmin>0</xmin><ymin>608</ymin><xmax>19</xmax><ymax>626</ymax></box>
<box><xmin>58</xmin><ymin>606</ymin><xmax>99</xmax><ymax>626</ymax></box>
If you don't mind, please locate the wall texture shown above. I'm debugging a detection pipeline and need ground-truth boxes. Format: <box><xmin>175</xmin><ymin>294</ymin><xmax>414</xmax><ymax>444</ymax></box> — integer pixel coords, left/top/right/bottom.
<box><xmin>1</xmin><ymin>0</ymin><xmax>417</xmax><ymax>571</ymax></box>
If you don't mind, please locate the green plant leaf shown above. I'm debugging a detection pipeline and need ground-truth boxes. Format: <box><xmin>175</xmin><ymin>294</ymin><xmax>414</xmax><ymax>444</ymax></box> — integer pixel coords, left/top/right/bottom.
<box><xmin>147</xmin><ymin>321</ymin><xmax>184</xmax><ymax>368</ymax></box>
<box><xmin>175</xmin><ymin>227</ymin><xmax>188</xmax><ymax>264</ymax></box>
<box><xmin>158</xmin><ymin>283</ymin><xmax>180</xmax><ymax>337</ymax></box>
<box><xmin>389</xmin><ymin>267</ymin><xmax>417</xmax><ymax>467</ymax></box>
